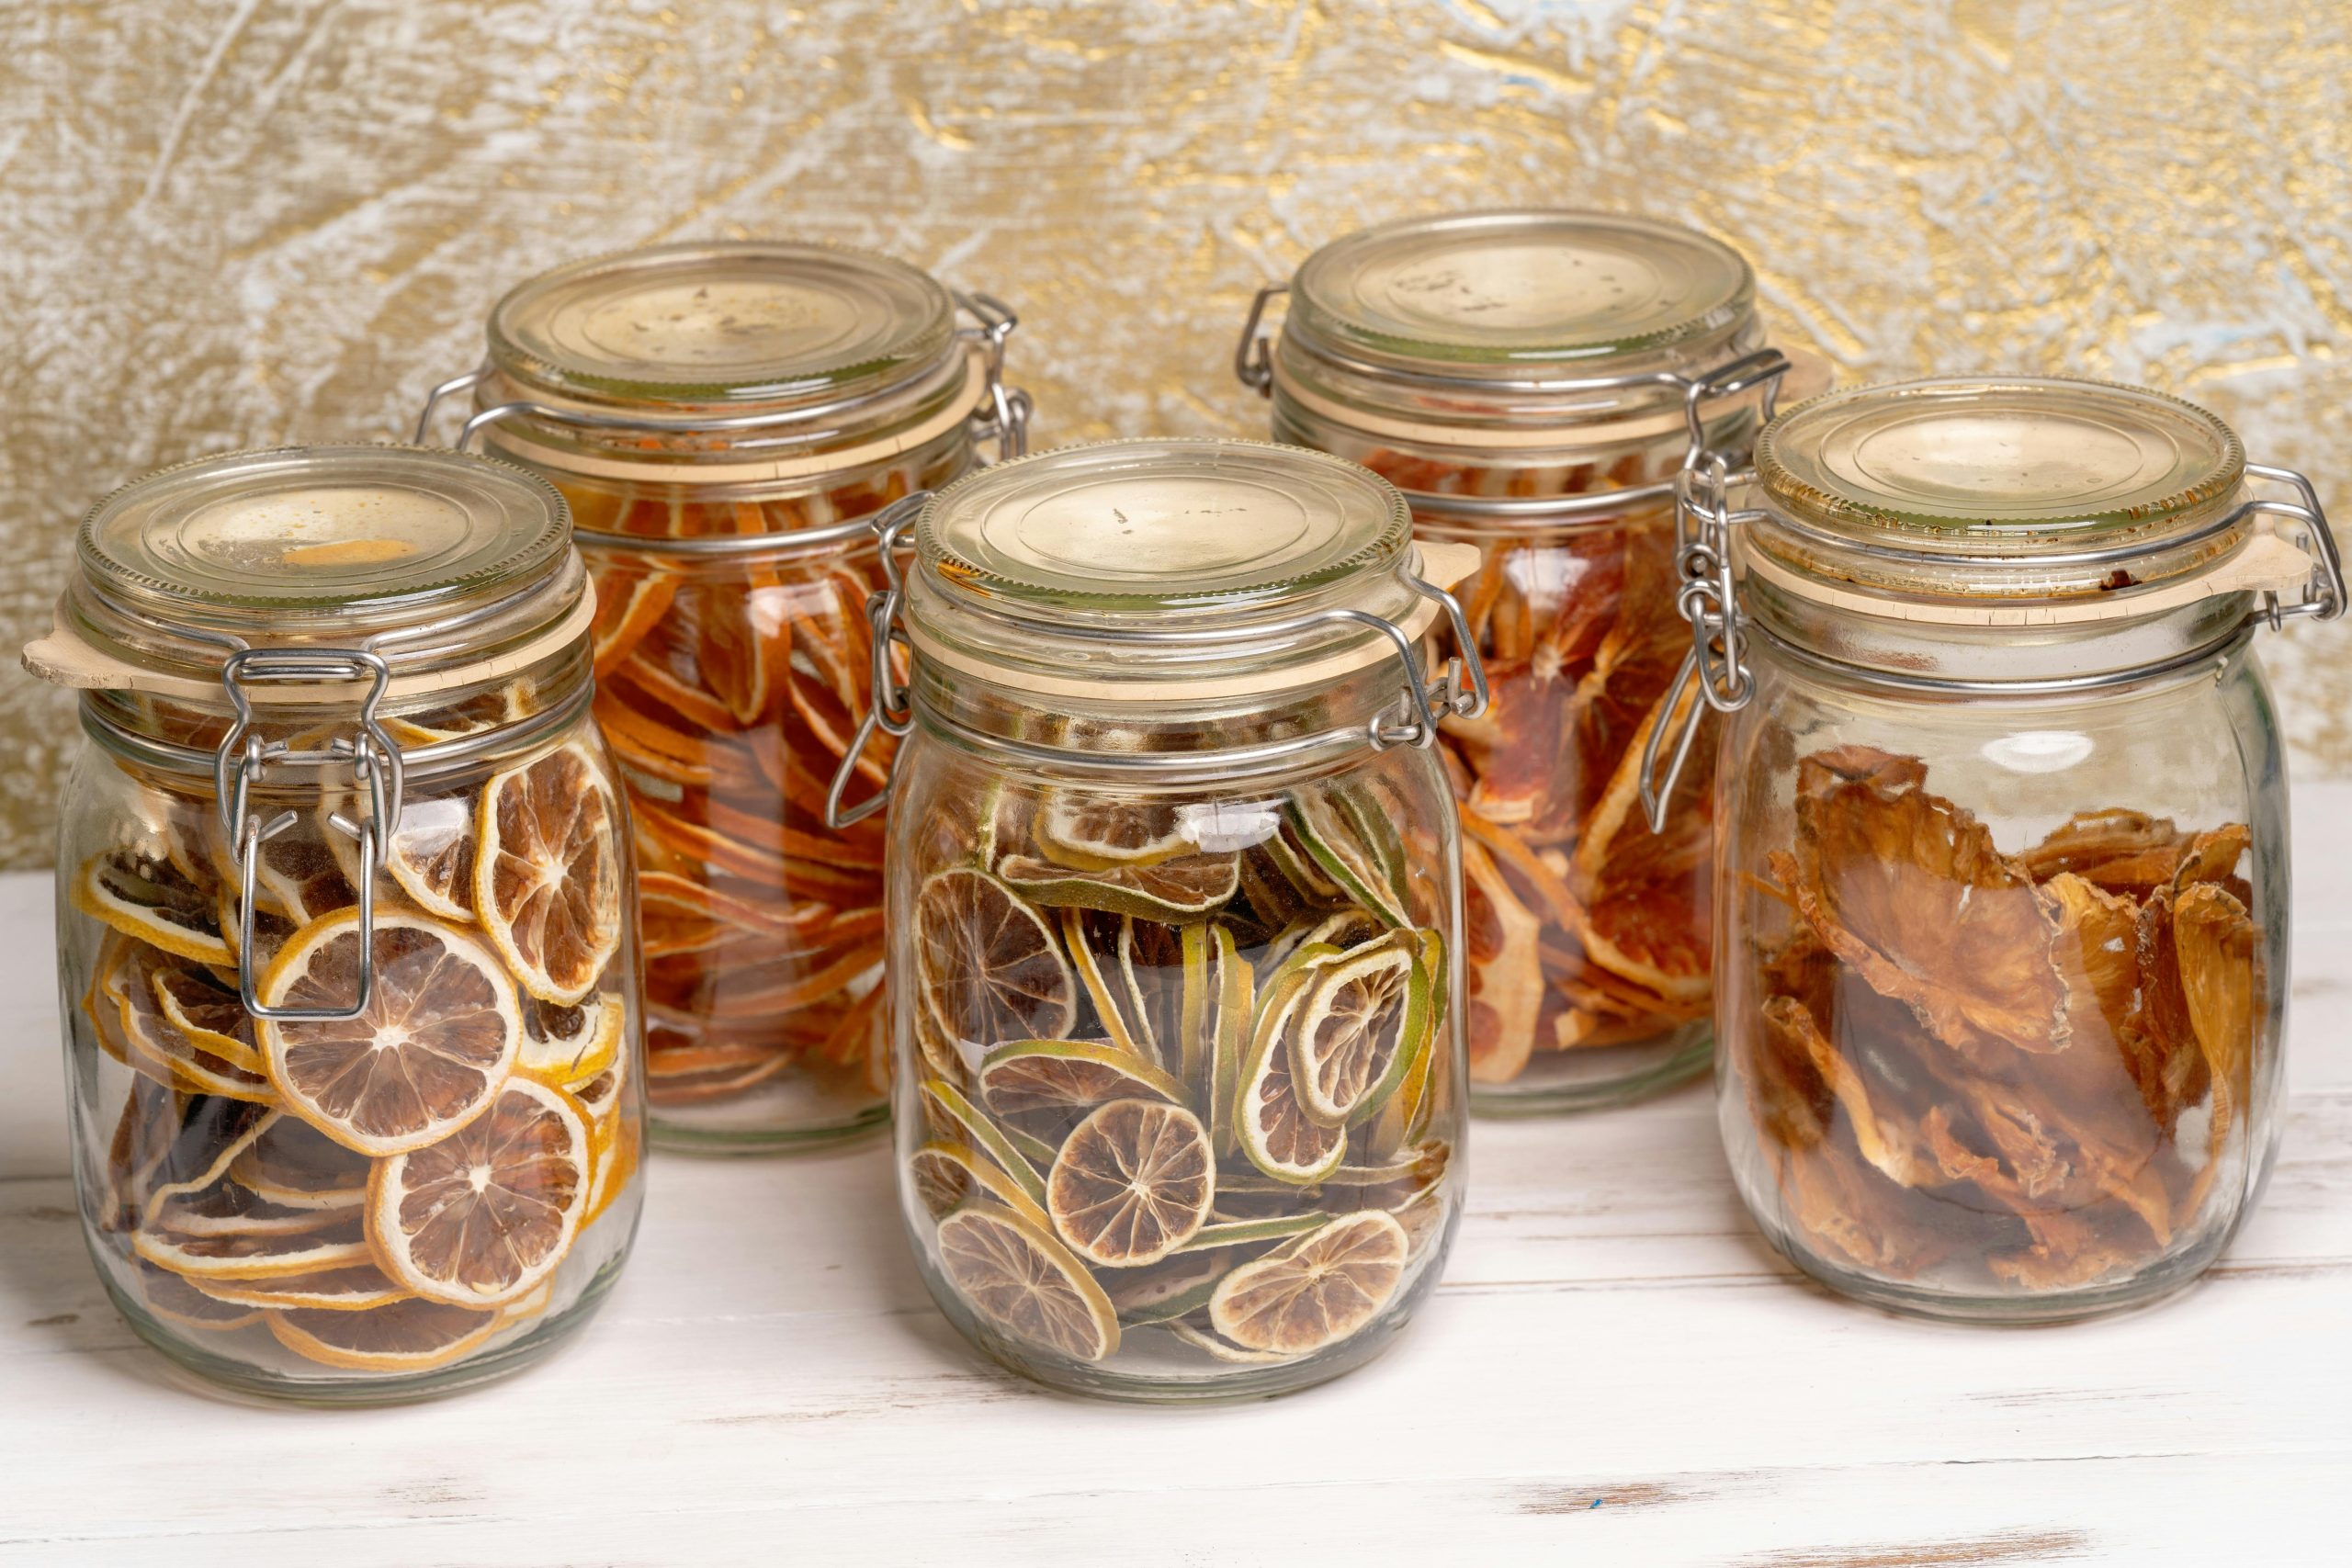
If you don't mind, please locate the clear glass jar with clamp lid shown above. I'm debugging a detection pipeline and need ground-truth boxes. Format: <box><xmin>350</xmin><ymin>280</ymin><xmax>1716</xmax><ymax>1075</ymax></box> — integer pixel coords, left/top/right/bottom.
<box><xmin>1647</xmin><ymin>376</ymin><xmax>2346</xmax><ymax>1320</ymax></box>
<box><xmin>1234</xmin><ymin>209</ymin><xmax>1828</xmax><ymax>1112</ymax></box>
<box><xmin>414</xmin><ymin>239</ymin><xmax>1032</xmax><ymax>1152</ymax></box>
<box><xmin>826</xmin><ymin>438</ymin><xmax>1486</xmax><ymax>1399</ymax></box>
<box><xmin>24</xmin><ymin>445</ymin><xmax>643</xmax><ymax>1401</ymax></box>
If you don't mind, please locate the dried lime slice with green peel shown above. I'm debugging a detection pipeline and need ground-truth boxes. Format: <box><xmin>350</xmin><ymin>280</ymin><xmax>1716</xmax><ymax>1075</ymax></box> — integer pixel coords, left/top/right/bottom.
<box><xmin>1046</xmin><ymin>1099</ymin><xmax>1216</xmax><ymax>1268</ymax></box>
<box><xmin>1207</xmin><ymin>1208</ymin><xmax>1408</xmax><ymax>1354</ymax></box>
<box><xmin>1290</xmin><ymin>929</ymin><xmax>1433</xmax><ymax>1129</ymax></box>
<box><xmin>915</xmin><ymin>867</ymin><xmax>1077</xmax><ymax>1048</ymax></box>
<box><xmin>1207</xmin><ymin>923</ymin><xmax>1254</xmax><ymax>1158</ymax></box>
<box><xmin>918</xmin><ymin>1077</ymin><xmax>1047</xmax><ymax>1208</ymax></box>
<box><xmin>936</xmin><ymin>1204</ymin><xmax>1120</xmax><ymax>1363</ymax></box>
<box><xmin>977</xmin><ymin>1037</ymin><xmax>1186</xmax><ymax>1142</ymax></box>
<box><xmin>1233</xmin><ymin>946</ymin><xmax>1349</xmax><ymax>1185</ymax></box>
<box><xmin>907</xmin><ymin>1138</ymin><xmax>1052</xmax><ymax>1230</ymax></box>
<box><xmin>1031</xmin><ymin>791</ymin><xmax>1193</xmax><ymax>871</ymax></box>
<box><xmin>1285</xmin><ymin>789</ymin><xmax>1409</xmax><ymax>927</ymax></box>
<box><xmin>1175</xmin><ymin>1213</ymin><xmax>1329</xmax><ymax>1253</ymax></box>
<box><xmin>998</xmin><ymin>852</ymin><xmax>1239</xmax><ymax>920</ymax></box>
<box><xmin>1106</xmin><ymin>1249</ymin><xmax>1231</xmax><ymax>1325</ymax></box>
<box><xmin>1059</xmin><ymin>908</ymin><xmax>1156</xmax><ymax>1066</ymax></box>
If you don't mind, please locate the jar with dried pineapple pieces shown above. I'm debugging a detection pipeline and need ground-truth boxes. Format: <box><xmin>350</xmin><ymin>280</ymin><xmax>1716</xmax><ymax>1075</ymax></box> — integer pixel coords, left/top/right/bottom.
<box><xmin>1237</xmin><ymin>209</ymin><xmax>1828</xmax><ymax>1111</ymax></box>
<box><xmin>23</xmin><ymin>446</ymin><xmax>644</xmax><ymax>1402</ymax></box>
<box><xmin>829</xmin><ymin>439</ymin><xmax>1487</xmax><ymax>1400</ymax></box>
<box><xmin>1660</xmin><ymin>377</ymin><xmax>2346</xmax><ymax>1320</ymax></box>
<box><xmin>416</xmin><ymin>240</ymin><xmax>1031</xmax><ymax>1152</ymax></box>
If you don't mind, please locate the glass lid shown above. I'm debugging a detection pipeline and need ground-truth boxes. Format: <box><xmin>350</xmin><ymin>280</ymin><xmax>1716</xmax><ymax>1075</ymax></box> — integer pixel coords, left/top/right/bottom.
<box><xmin>488</xmin><ymin>239</ymin><xmax>956</xmax><ymax>405</ymax></box>
<box><xmin>1290</xmin><ymin>209</ymin><xmax>1755</xmax><ymax>370</ymax></box>
<box><xmin>1758</xmin><ymin>377</ymin><xmax>2245</xmax><ymax>543</ymax></box>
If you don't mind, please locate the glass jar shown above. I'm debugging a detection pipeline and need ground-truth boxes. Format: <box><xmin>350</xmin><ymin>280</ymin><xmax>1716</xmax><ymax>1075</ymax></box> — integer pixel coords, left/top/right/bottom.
<box><xmin>1235</xmin><ymin>209</ymin><xmax>1827</xmax><ymax>1112</ymax></box>
<box><xmin>22</xmin><ymin>446</ymin><xmax>646</xmax><ymax>1402</ymax></box>
<box><xmin>1664</xmin><ymin>376</ymin><xmax>2345</xmax><ymax>1321</ymax></box>
<box><xmin>831</xmin><ymin>439</ymin><xmax>1485</xmax><ymax>1400</ymax></box>
<box><xmin>415</xmin><ymin>240</ymin><xmax>1031</xmax><ymax>1152</ymax></box>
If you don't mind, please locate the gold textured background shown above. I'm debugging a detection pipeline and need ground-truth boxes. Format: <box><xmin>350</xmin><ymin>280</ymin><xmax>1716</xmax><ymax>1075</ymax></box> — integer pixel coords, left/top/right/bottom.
<box><xmin>4</xmin><ymin>0</ymin><xmax>2347</xmax><ymax>865</ymax></box>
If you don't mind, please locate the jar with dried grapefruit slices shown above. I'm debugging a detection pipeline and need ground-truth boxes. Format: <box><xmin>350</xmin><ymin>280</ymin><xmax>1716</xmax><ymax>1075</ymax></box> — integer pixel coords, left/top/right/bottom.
<box><xmin>1237</xmin><ymin>210</ymin><xmax>1828</xmax><ymax>1112</ymax></box>
<box><xmin>417</xmin><ymin>240</ymin><xmax>1030</xmax><ymax>1152</ymax></box>
<box><xmin>26</xmin><ymin>446</ymin><xmax>644</xmax><ymax>1401</ymax></box>
<box><xmin>829</xmin><ymin>439</ymin><xmax>1485</xmax><ymax>1400</ymax></box>
<box><xmin>1686</xmin><ymin>377</ymin><xmax>2343</xmax><ymax>1319</ymax></box>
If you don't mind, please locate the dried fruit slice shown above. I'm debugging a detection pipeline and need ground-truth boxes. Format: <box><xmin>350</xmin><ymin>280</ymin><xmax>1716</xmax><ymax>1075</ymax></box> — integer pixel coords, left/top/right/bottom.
<box><xmin>917</xmin><ymin>1077</ymin><xmax>1049</xmax><ymax>1207</ymax></box>
<box><xmin>191</xmin><ymin>1262</ymin><xmax>410</xmax><ymax>1313</ymax></box>
<box><xmin>74</xmin><ymin>845</ymin><xmax>232</xmax><ymax>965</ymax></box>
<box><xmin>1207</xmin><ymin>1209</ymin><xmax>1408</xmax><ymax>1354</ymax></box>
<box><xmin>1234</xmin><ymin>951</ymin><xmax>1348</xmax><ymax>1185</ymax></box>
<box><xmin>907</xmin><ymin>1138</ymin><xmax>1053</xmax><ymax>1230</ymax></box>
<box><xmin>133</xmin><ymin>1216</ymin><xmax>373</xmax><ymax>1280</ymax></box>
<box><xmin>368</xmin><ymin>1076</ymin><xmax>592</xmax><ymax>1308</ymax></box>
<box><xmin>1104</xmin><ymin>1249</ymin><xmax>1232</xmax><ymax>1325</ymax></box>
<box><xmin>1460</xmin><ymin>839</ymin><xmax>1545</xmax><ymax>1084</ymax></box>
<box><xmin>1290</xmin><ymin>930</ymin><xmax>1431</xmax><ymax>1129</ymax></box>
<box><xmin>935</xmin><ymin>1205</ymin><xmax>1119</xmax><ymax>1363</ymax></box>
<box><xmin>134</xmin><ymin>1259</ymin><xmax>265</xmax><ymax>1333</ymax></box>
<box><xmin>266</xmin><ymin>1298</ymin><xmax>501</xmax><ymax>1372</ymax></box>
<box><xmin>1285</xmin><ymin>791</ymin><xmax>1409</xmax><ymax>927</ymax></box>
<box><xmin>976</xmin><ymin>1038</ymin><xmax>1186</xmax><ymax>1143</ymax></box>
<box><xmin>474</xmin><ymin>743</ymin><xmax>624</xmax><ymax>1006</ymax></box>
<box><xmin>914</xmin><ymin>867</ymin><xmax>1076</xmax><ymax>1049</ymax></box>
<box><xmin>1060</xmin><ymin>908</ymin><xmax>1154</xmax><ymax>1065</ymax></box>
<box><xmin>1031</xmin><ymin>792</ymin><xmax>1192</xmax><ymax>870</ymax></box>
<box><xmin>1178</xmin><ymin>1213</ymin><xmax>1329</xmax><ymax>1252</ymax></box>
<box><xmin>148</xmin><ymin>963</ymin><xmax>263</xmax><ymax>1075</ymax></box>
<box><xmin>590</xmin><ymin>564</ymin><xmax>679</xmax><ymax>677</ymax></box>
<box><xmin>997</xmin><ymin>852</ymin><xmax>1240</xmax><ymax>920</ymax></box>
<box><xmin>374</xmin><ymin>795</ymin><xmax>478</xmax><ymax>923</ymax></box>
<box><xmin>518</xmin><ymin>991</ymin><xmax>626</xmax><ymax>1087</ymax></box>
<box><xmin>231</xmin><ymin>1114</ymin><xmax>372</xmax><ymax>1210</ymax></box>
<box><xmin>1046</xmin><ymin>1099</ymin><xmax>1216</xmax><ymax>1267</ymax></box>
<box><xmin>256</xmin><ymin>910</ymin><xmax>523</xmax><ymax>1156</ymax></box>
<box><xmin>1206</xmin><ymin>924</ymin><xmax>1254</xmax><ymax>1158</ymax></box>
<box><xmin>118</xmin><ymin>947</ymin><xmax>275</xmax><ymax>1102</ymax></box>
<box><xmin>1169</xmin><ymin>1319</ymin><xmax>1300</xmax><ymax>1364</ymax></box>
<box><xmin>250</xmin><ymin>829</ymin><xmax>356</xmax><ymax>925</ymax></box>
<box><xmin>149</xmin><ymin>1179</ymin><xmax>357</xmax><ymax>1239</ymax></box>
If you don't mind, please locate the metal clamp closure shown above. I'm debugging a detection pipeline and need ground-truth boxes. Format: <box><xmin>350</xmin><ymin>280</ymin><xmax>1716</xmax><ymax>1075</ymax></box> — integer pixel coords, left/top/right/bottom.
<box><xmin>823</xmin><ymin>492</ymin><xmax>931</xmax><ymax>830</ymax></box>
<box><xmin>1234</xmin><ymin>283</ymin><xmax>1290</xmax><ymax>396</ymax></box>
<box><xmin>2245</xmin><ymin>462</ymin><xmax>2346</xmax><ymax>628</ymax></box>
<box><xmin>214</xmin><ymin>649</ymin><xmax>403</xmax><ymax>1021</ymax></box>
<box><xmin>955</xmin><ymin>291</ymin><xmax>1031</xmax><ymax>463</ymax></box>
<box><xmin>1639</xmin><ymin>457</ymin><xmax>1761</xmax><ymax>832</ymax></box>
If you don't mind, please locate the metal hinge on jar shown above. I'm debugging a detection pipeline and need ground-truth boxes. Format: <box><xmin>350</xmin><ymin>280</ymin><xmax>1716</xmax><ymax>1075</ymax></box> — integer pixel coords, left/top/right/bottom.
<box><xmin>1635</xmin><ymin>457</ymin><xmax>2351</xmax><ymax>831</ymax></box>
<box><xmin>214</xmin><ymin>649</ymin><xmax>404</xmax><ymax>1021</ymax></box>
<box><xmin>820</xmin><ymin>492</ymin><xmax>1492</xmax><ymax>830</ymax></box>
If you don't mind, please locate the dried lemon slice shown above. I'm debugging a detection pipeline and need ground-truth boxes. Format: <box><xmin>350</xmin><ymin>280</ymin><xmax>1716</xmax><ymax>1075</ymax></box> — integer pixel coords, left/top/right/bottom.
<box><xmin>368</xmin><ymin>1076</ymin><xmax>592</xmax><ymax>1309</ymax></box>
<box><xmin>935</xmin><ymin>1205</ymin><xmax>1119</xmax><ymax>1363</ymax></box>
<box><xmin>249</xmin><ymin>829</ymin><xmax>356</xmax><ymax>925</ymax></box>
<box><xmin>119</xmin><ymin>947</ymin><xmax>276</xmax><ymax>1103</ymax></box>
<box><xmin>148</xmin><ymin>963</ymin><xmax>263</xmax><ymax>1075</ymax></box>
<box><xmin>334</xmin><ymin>793</ymin><xmax>477</xmax><ymax>924</ymax></box>
<box><xmin>915</xmin><ymin>867</ymin><xmax>1076</xmax><ymax>1049</ymax></box>
<box><xmin>74</xmin><ymin>845</ymin><xmax>232</xmax><ymax>966</ymax></box>
<box><xmin>907</xmin><ymin>1138</ymin><xmax>1052</xmax><ymax>1230</ymax></box>
<box><xmin>518</xmin><ymin>991</ymin><xmax>625</xmax><ymax>1087</ymax></box>
<box><xmin>1031</xmin><ymin>792</ymin><xmax>1193</xmax><ymax>871</ymax></box>
<box><xmin>1046</xmin><ymin>1099</ymin><xmax>1216</xmax><ymax>1268</ymax></box>
<box><xmin>231</xmin><ymin>1113</ymin><xmax>371</xmax><ymax>1211</ymax></box>
<box><xmin>266</xmin><ymin>1298</ymin><xmax>501</xmax><ymax>1372</ymax></box>
<box><xmin>1289</xmin><ymin>930</ymin><xmax>1431</xmax><ymax>1129</ymax></box>
<box><xmin>977</xmin><ymin>1037</ymin><xmax>1186</xmax><ymax>1144</ymax></box>
<box><xmin>256</xmin><ymin>910</ymin><xmax>523</xmax><ymax>1156</ymax></box>
<box><xmin>134</xmin><ymin>1260</ymin><xmax>265</xmax><ymax>1333</ymax></box>
<box><xmin>1207</xmin><ymin>1209</ymin><xmax>1408</xmax><ymax>1354</ymax></box>
<box><xmin>133</xmin><ymin>1216</ymin><xmax>374</xmax><ymax>1280</ymax></box>
<box><xmin>191</xmin><ymin>1262</ymin><xmax>411</xmax><ymax>1313</ymax></box>
<box><xmin>474</xmin><ymin>743</ymin><xmax>624</xmax><ymax>1006</ymax></box>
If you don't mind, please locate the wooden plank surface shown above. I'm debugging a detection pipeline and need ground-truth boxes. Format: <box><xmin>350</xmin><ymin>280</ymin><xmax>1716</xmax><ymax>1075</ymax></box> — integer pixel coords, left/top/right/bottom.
<box><xmin>2</xmin><ymin>785</ymin><xmax>2346</xmax><ymax>1566</ymax></box>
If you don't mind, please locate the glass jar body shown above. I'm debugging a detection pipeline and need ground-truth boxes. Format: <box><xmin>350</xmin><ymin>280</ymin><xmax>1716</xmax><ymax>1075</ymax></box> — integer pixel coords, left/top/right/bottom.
<box><xmin>883</xmin><ymin>676</ymin><xmax>1467</xmax><ymax>1401</ymax></box>
<box><xmin>58</xmin><ymin>655</ymin><xmax>646</xmax><ymax>1402</ymax></box>
<box><xmin>539</xmin><ymin>428</ymin><xmax>968</xmax><ymax>1150</ymax></box>
<box><xmin>1274</xmin><ymin>394</ymin><xmax>1722</xmax><ymax>1111</ymax></box>
<box><xmin>1715</xmin><ymin>636</ymin><xmax>2288</xmax><ymax>1321</ymax></box>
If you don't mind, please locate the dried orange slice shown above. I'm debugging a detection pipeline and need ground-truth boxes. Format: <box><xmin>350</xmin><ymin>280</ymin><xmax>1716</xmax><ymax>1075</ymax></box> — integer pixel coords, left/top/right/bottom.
<box><xmin>518</xmin><ymin>991</ymin><xmax>625</xmax><ymax>1087</ymax></box>
<box><xmin>474</xmin><ymin>742</ymin><xmax>623</xmax><ymax>1006</ymax></box>
<box><xmin>367</xmin><ymin>1076</ymin><xmax>591</xmax><ymax>1308</ymax></box>
<box><xmin>935</xmin><ymin>1205</ymin><xmax>1119</xmax><ymax>1363</ymax></box>
<box><xmin>256</xmin><ymin>910</ymin><xmax>522</xmax><ymax>1156</ymax></box>
<box><xmin>74</xmin><ymin>845</ymin><xmax>232</xmax><ymax>965</ymax></box>
<box><xmin>590</xmin><ymin>563</ymin><xmax>679</xmax><ymax>677</ymax></box>
<box><xmin>266</xmin><ymin>1297</ymin><xmax>501</xmax><ymax>1372</ymax></box>
<box><xmin>914</xmin><ymin>867</ymin><xmax>1076</xmax><ymax>1050</ymax></box>
<box><xmin>1046</xmin><ymin>1100</ymin><xmax>1216</xmax><ymax>1267</ymax></box>
<box><xmin>1207</xmin><ymin>1209</ymin><xmax>1408</xmax><ymax>1354</ymax></box>
<box><xmin>581</xmin><ymin>1111</ymin><xmax>639</xmax><ymax>1231</ymax></box>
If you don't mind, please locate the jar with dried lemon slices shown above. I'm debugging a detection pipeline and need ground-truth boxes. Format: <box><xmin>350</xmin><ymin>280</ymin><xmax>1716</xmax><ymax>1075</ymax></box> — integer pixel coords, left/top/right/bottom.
<box><xmin>416</xmin><ymin>240</ymin><xmax>1029</xmax><ymax>1152</ymax></box>
<box><xmin>25</xmin><ymin>446</ymin><xmax>643</xmax><ymax>1402</ymax></box>
<box><xmin>829</xmin><ymin>439</ymin><xmax>1483</xmax><ymax>1400</ymax></box>
<box><xmin>1236</xmin><ymin>209</ymin><xmax>1825</xmax><ymax>1112</ymax></box>
<box><xmin>1672</xmin><ymin>378</ymin><xmax>2345</xmax><ymax>1320</ymax></box>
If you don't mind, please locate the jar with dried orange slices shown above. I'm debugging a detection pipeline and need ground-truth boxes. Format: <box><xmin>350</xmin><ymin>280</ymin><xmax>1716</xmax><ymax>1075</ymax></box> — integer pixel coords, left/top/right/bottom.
<box><xmin>830</xmin><ymin>439</ymin><xmax>1484</xmax><ymax>1400</ymax></box>
<box><xmin>415</xmin><ymin>240</ymin><xmax>1029</xmax><ymax>1152</ymax></box>
<box><xmin>1235</xmin><ymin>210</ymin><xmax>1826</xmax><ymax>1112</ymax></box>
<box><xmin>25</xmin><ymin>446</ymin><xmax>644</xmax><ymax>1402</ymax></box>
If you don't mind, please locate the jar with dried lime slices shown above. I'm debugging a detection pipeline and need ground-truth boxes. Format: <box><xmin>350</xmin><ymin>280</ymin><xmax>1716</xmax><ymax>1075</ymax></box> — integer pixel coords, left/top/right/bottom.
<box><xmin>1235</xmin><ymin>210</ymin><xmax>1826</xmax><ymax>1112</ymax></box>
<box><xmin>828</xmin><ymin>439</ymin><xmax>1484</xmax><ymax>1400</ymax></box>
<box><xmin>25</xmin><ymin>446</ymin><xmax>644</xmax><ymax>1403</ymax></box>
<box><xmin>416</xmin><ymin>240</ymin><xmax>1029</xmax><ymax>1153</ymax></box>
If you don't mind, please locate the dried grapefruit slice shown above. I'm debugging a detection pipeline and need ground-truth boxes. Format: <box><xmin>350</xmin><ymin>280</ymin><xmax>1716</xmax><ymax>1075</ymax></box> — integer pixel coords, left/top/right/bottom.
<box><xmin>1046</xmin><ymin>1099</ymin><xmax>1216</xmax><ymax>1268</ymax></box>
<box><xmin>74</xmin><ymin>845</ymin><xmax>232</xmax><ymax>965</ymax></box>
<box><xmin>256</xmin><ymin>910</ymin><xmax>522</xmax><ymax>1156</ymax></box>
<box><xmin>914</xmin><ymin>867</ymin><xmax>1076</xmax><ymax>1049</ymax></box>
<box><xmin>935</xmin><ymin>1205</ymin><xmax>1119</xmax><ymax>1363</ymax></box>
<box><xmin>266</xmin><ymin>1298</ymin><xmax>500</xmax><ymax>1372</ymax></box>
<box><xmin>1207</xmin><ymin>1209</ymin><xmax>1407</xmax><ymax>1354</ymax></box>
<box><xmin>474</xmin><ymin>742</ymin><xmax>623</xmax><ymax>1006</ymax></box>
<box><xmin>368</xmin><ymin>1076</ymin><xmax>592</xmax><ymax>1308</ymax></box>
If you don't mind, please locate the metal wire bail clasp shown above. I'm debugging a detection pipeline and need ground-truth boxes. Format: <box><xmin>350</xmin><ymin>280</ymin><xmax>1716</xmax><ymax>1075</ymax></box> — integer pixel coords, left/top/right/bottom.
<box><xmin>1637</xmin><ymin>457</ymin><xmax>1757</xmax><ymax>833</ymax></box>
<box><xmin>1233</xmin><ymin>283</ymin><xmax>1290</xmax><ymax>396</ymax></box>
<box><xmin>2244</xmin><ymin>461</ymin><xmax>2347</xmax><ymax>629</ymax></box>
<box><xmin>824</xmin><ymin>491</ymin><xmax>932</xmax><ymax>830</ymax></box>
<box><xmin>213</xmin><ymin>649</ymin><xmax>404</xmax><ymax>1021</ymax></box>
<box><xmin>1370</xmin><ymin>561</ymin><xmax>1491</xmax><ymax>750</ymax></box>
<box><xmin>956</xmin><ymin>292</ymin><xmax>1032</xmax><ymax>463</ymax></box>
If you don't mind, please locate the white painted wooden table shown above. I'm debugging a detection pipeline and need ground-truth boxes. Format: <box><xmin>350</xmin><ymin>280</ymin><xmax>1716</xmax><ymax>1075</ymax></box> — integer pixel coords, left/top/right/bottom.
<box><xmin>4</xmin><ymin>788</ymin><xmax>2347</xmax><ymax>1567</ymax></box>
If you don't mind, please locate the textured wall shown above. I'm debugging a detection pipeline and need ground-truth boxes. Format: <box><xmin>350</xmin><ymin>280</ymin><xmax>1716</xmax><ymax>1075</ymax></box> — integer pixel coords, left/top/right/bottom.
<box><xmin>3</xmin><ymin>0</ymin><xmax>2347</xmax><ymax>866</ymax></box>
